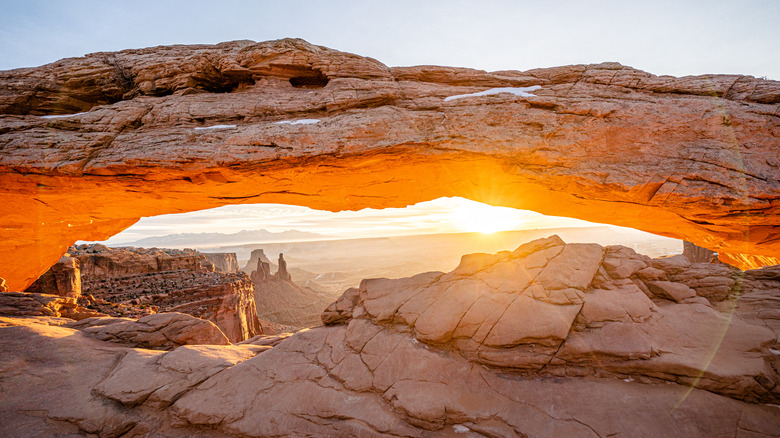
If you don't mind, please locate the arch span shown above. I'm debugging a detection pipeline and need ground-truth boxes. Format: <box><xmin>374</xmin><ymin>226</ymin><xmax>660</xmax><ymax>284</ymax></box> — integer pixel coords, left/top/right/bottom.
<box><xmin>1</xmin><ymin>39</ymin><xmax>778</xmax><ymax>290</ymax></box>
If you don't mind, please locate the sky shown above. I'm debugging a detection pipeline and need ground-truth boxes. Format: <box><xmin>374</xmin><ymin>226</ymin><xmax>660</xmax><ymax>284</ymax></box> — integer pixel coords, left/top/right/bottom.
<box><xmin>2</xmin><ymin>0</ymin><xmax>779</xmax><ymax>78</ymax></box>
<box><xmin>3</xmin><ymin>0</ymin><xmax>778</xmax><ymax>242</ymax></box>
<box><xmin>102</xmin><ymin>198</ymin><xmax>599</xmax><ymax>244</ymax></box>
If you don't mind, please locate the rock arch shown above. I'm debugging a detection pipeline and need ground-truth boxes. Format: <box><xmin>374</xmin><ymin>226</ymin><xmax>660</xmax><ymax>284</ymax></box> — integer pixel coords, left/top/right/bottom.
<box><xmin>1</xmin><ymin>38</ymin><xmax>778</xmax><ymax>290</ymax></box>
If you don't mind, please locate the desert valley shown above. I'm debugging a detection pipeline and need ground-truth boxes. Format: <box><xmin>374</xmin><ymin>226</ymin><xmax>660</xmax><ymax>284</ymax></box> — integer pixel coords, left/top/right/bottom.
<box><xmin>0</xmin><ymin>35</ymin><xmax>779</xmax><ymax>437</ymax></box>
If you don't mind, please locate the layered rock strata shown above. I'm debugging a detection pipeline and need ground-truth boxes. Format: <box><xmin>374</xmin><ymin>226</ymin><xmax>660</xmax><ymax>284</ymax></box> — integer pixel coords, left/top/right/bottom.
<box><xmin>683</xmin><ymin>240</ymin><xmax>718</xmax><ymax>263</ymax></box>
<box><xmin>0</xmin><ymin>291</ymin><xmax>102</xmax><ymax>320</ymax></box>
<box><xmin>24</xmin><ymin>255</ymin><xmax>81</xmax><ymax>298</ymax></box>
<box><xmin>67</xmin><ymin>244</ymin><xmax>261</xmax><ymax>342</ymax></box>
<box><xmin>203</xmin><ymin>252</ymin><xmax>239</xmax><ymax>273</ymax></box>
<box><xmin>1</xmin><ymin>39</ymin><xmax>778</xmax><ymax>290</ymax></box>
<box><xmin>1</xmin><ymin>237</ymin><xmax>779</xmax><ymax>437</ymax></box>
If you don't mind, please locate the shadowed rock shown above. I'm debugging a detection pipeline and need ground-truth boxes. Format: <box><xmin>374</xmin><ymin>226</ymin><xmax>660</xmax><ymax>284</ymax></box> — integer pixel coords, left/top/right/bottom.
<box><xmin>24</xmin><ymin>256</ymin><xmax>81</xmax><ymax>298</ymax></box>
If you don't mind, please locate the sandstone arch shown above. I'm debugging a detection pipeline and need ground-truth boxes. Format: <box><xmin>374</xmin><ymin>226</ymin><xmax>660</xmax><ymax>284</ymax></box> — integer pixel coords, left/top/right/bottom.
<box><xmin>1</xmin><ymin>38</ymin><xmax>778</xmax><ymax>291</ymax></box>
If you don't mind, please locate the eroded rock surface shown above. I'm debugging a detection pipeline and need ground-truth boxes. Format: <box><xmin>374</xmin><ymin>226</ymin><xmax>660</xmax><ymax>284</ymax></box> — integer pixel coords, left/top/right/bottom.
<box><xmin>1</xmin><ymin>38</ymin><xmax>778</xmax><ymax>290</ymax></box>
<box><xmin>203</xmin><ymin>252</ymin><xmax>240</xmax><ymax>273</ymax></box>
<box><xmin>66</xmin><ymin>312</ymin><xmax>230</xmax><ymax>350</ymax></box>
<box><xmin>66</xmin><ymin>244</ymin><xmax>261</xmax><ymax>342</ymax></box>
<box><xmin>24</xmin><ymin>255</ymin><xmax>81</xmax><ymax>298</ymax></box>
<box><xmin>2</xmin><ymin>237</ymin><xmax>779</xmax><ymax>437</ymax></box>
<box><xmin>0</xmin><ymin>291</ymin><xmax>103</xmax><ymax>320</ymax></box>
<box><xmin>325</xmin><ymin>235</ymin><xmax>780</xmax><ymax>403</ymax></box>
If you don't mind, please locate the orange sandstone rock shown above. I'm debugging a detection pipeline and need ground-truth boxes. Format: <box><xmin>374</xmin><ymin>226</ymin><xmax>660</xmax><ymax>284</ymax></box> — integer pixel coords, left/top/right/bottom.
<box><xmin>0</xmin><ymin>39</ymin><xmax>778</xmax><ymax>290</ymax></box>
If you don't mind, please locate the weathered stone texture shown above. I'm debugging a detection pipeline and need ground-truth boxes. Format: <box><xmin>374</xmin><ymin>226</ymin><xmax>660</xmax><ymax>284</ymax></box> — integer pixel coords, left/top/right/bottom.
<box><xmin>0</xmin><ymin>39</ymin><xmax>778</xmax><ymax>290</ymax></box>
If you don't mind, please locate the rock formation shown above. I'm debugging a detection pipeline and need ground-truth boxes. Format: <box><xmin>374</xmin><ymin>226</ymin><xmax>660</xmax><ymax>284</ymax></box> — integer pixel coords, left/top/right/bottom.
<box><xmin>683</xmin><ymin>240</ymin><xmax>718</xmax><ymax>263</ymax></box>
<box><xmin>1</xmin><ymin>236</ymin><xmax>779</xmax><ymax>437</ymax></box>
<box><xmin>0</xmin><ymin>38</ymin><xmax>778</xmax><ymax>290</ymax></box>
<box><xmin>249</xmin><ymin>257</ymin><xmax>271</xmax><ymax>282</ymax></box>
<box><xmin>67</xmin><ymin>312</ymin><xmax>230</xmax><ymax>350</ymax></box>
<box><xmin>0</xmin><ymin>291</ymin><xmax>103</xmax><ymax>320</ymax></box>
<box><xmin>275</xmin><ymin>253</ymin><xmax>291</xmax><ymax>281</ymax></box>
<box><xmin>65</xmin><ymin>244</ymin><xmax>261</xmax><ymax>342</ymax></box>
<box><xmin>241</xmin><ymin>248</ymin><xmax>273</xmax><ymax>274</ymax></box>
<box><xmin>24</xmin><ymin>255</ymin><xmax>81</xmax><ymax>298</ymax></box>
<box><xmin>250</xmin><ymin>252</ymin><xmax>334</xmax><ymax>328</ymax></box>
<box><xmin>203</xmin><ymin>252</ymin><xmax>239</xmax><ymax>273</ymax></box>
<box><xmin>71</xmin><ymin>244</ymin><xmax>214</xmax><ymax>277</ymax></box>
<box><xmin>324</xmin><ymin>236</ymin><xmax>780</xmax><ymax>403</ymax></box>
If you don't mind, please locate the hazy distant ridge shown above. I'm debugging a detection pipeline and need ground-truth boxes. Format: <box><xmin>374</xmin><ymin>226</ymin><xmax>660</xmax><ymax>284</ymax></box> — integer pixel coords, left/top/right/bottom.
<box><xmin>124</xmin><ymin>229</ymin><xmax>326</xmax><ymax>248</ymax></box>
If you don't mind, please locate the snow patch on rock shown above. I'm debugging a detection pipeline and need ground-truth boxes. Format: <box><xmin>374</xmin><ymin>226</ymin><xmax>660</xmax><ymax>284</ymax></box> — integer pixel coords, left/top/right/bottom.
<box><xmin>194</xmin><ymin>125</ymin><xmax>237</xmax><ymax>131</ymax></box>
<box><xmin>444</xmin><ymin>86</ymin><xmax>541</xmax><ymax>102</ymax></box>
<box><xmin>40</xmin><ymin>112</ymin><xmax>87</xmax><ymax>119</ymax></box>
<box><xmin>276</xmin><ymin>119</ymin><xmax>320</xmax><ymax>125</ymax></box>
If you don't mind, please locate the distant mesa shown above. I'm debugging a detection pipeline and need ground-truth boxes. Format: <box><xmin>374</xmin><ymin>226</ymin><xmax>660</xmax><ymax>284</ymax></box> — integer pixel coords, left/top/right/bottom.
<box><xmin>121</xmin><ymin>229</ymin><xmax>327</xmax><ymax>249</ymax></box>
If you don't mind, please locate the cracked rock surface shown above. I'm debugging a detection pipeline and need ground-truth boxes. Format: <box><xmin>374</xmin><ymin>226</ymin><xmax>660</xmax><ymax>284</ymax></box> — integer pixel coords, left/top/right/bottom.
<box><xmin>1</xmin><ymin>38</ymin><xmax>778</xmax><ymax>291</ymax></box>
<box><xmin>1</xmin><ymin>236</ymin><xmax>779</xmax><ymax>437</ymax></box>
<box><xmin>66</xmin><ymin>312</ymin><xmax>231</xmax><ymax>350</ymax></box>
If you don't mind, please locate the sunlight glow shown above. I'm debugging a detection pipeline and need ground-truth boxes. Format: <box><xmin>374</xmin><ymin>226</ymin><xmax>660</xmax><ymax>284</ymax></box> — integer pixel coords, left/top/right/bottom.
<box><xmin>450</xmin><ymin>200</ymin><xmax>528</xmax><ymax>234</ymax></box>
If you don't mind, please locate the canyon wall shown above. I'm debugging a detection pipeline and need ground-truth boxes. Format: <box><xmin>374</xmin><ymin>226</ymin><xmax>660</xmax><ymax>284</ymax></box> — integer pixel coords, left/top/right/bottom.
<box><xmin>203</xmin><ymin>252</ymin><xmax>239</xmax><ymax>273</ymax></box>
<box><xmin>67</xmin><ymin>244</ymin><xmax>261</xmax><ymax>342</ymax></box>
<box><xmin>0</xmin><ymin>38</ymin><xmax>778</xmax><ymax>290</ymax></box>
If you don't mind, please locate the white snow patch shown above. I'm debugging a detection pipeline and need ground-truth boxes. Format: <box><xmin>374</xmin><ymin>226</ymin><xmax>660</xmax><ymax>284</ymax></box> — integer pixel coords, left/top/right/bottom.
<box><xmin>453</xmin><ymin>425</ymin><xmax>470</xmax><ymax>433</ymax></box>
<box><xmin>194</xmin><ymin>125</ymin><xmax>237</xmax><ymax>131</ymax></box>
<box><xmin>444</xmin><ymin>86</ymin><xmax>542</xmax><ymax>102</ymax></box>
<box><xmin>276</xmin><ymin>119</ymin><xmax>320</xmax><ymax>125</ymax></box>
<box><xmin>40</xmin><ymin>112</ymin><xmax>87</xmax><ymax>119</ymax></box>
<box><xmin>770</xmin><ymin>349</ymin><xmax>780</xmax><ymax>355</ymax></box>
<box><xmin>623</xmin><ymin>376</ymin><xmax>634</xmax><ymax>383</ymax></box>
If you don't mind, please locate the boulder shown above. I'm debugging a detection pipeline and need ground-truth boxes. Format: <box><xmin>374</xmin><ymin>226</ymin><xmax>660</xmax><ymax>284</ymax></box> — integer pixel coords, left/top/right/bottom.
<box><xmin>67</xmin><ymin>312</ymin><xmax>230</xmax><ymax>350</ymax></box>
<box><xmin>24</xmin><ymin>255</ymin><xmax>81</xmax><ymax>298</ymax></box>
<box><xmin>647</xmin><ymin>280</ymin><xmax>698</xmax><ymax>302</ymax></box>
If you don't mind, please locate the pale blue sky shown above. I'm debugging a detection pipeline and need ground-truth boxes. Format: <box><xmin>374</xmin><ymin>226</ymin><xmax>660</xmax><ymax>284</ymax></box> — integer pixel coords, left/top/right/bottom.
<box><xmin>2</xmin><ymin>0</ymin><xmax>779</xmax><ymax>79</ymax></box>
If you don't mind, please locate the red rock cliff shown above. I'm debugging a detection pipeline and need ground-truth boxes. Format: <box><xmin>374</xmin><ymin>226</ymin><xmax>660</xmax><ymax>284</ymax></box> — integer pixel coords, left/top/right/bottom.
<box><xmin>68</xmin><ymin>244</ymin><xmax>261</xmax><ymax>342</ymax></box>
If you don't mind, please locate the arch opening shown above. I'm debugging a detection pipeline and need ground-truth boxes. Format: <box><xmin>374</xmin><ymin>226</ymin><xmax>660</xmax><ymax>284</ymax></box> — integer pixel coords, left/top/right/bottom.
<box><xmin>43</xmin><ymin>198</ymin><xmax>681</xmax><ymax>336</ymax></box>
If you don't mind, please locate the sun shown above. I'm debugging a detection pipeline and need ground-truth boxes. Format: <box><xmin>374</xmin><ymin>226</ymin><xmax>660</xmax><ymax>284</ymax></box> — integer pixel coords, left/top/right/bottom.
<box><xmin>450</xmin><ymin>199</ymin><xmax>526</xmax><ymax>234</ymax></box>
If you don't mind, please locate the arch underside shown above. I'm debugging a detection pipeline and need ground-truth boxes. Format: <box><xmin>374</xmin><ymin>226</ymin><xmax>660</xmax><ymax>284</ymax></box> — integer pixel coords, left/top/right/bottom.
<box><xmin>0</xmin><ymin>39</ymin><xmax>778</xmax><ymax>290</ymax></box>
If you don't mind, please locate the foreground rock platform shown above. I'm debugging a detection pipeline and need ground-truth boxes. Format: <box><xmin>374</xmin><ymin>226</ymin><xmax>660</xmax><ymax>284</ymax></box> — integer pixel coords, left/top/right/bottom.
<box><xmin>1</xmin><ymin>237</ymin><xmax>779</xmax><ymax>437</ymax></box>
<box><xmin>1</xmin><ymin>38</ymin><xmax>779</xmax><ymax>290</ymax></box>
